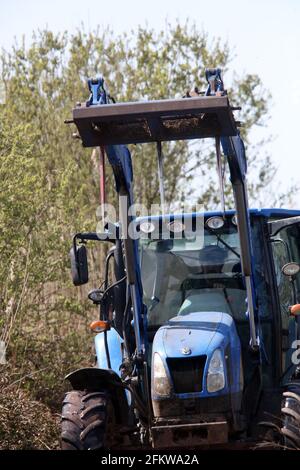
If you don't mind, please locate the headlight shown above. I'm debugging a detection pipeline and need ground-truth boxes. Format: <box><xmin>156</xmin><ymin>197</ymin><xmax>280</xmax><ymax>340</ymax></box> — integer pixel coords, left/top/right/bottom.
<box><xmin>207</xmin><ymin>349</ymin><xmax>225</xmax><ymax>393</ymax></box>
<box><xmin>152</xmin><ymin>353</ymin><xmax>171</xmax><ymax>397</ymax></box>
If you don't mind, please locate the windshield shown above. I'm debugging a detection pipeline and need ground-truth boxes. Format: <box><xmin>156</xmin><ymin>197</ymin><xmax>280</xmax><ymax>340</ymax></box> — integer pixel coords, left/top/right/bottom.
<box><xmin>139</xmin><ymin>219</ymin><xmax>246</xmax><ymax>327</ymax></box>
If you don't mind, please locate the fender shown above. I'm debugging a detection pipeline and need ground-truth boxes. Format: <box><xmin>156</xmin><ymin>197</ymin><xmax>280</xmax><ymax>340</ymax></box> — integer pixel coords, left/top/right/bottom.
<box><xmin>65</xmin><ymin>367</ymin><xmax>129</xmax><ymax>424</ymax></box>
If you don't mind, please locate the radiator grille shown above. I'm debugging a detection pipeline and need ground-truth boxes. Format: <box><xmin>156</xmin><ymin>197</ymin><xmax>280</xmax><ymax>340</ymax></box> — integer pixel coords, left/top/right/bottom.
<box><xmin>166</xmin><ymin>356</ymin><xmax>206</xmax><ymax>394</ymax></box>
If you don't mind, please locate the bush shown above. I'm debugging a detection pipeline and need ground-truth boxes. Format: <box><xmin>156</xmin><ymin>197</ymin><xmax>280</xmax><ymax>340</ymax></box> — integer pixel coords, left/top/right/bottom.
<box><xmin>0</xmin><ymin>381</ymin><xmax>59</xmax><ymax>450</ymax></box>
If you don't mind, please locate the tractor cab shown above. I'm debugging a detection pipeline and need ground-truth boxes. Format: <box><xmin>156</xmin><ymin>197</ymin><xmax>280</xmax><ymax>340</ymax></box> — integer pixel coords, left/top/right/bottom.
<box><xmin>139</xmin><ymin>212</ymin><xmax>244</xmax><ymax>331</ymax></box>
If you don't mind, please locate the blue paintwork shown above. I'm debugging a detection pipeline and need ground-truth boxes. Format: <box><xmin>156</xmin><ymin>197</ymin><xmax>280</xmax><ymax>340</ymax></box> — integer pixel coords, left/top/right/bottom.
<box><xmin>87</xmin><ymin>77</ymin><xmax>107</xmax><ymax>106</ymax></box>
<box><xmin>151</xmin><ymin>311</ymin><xmax>242</xmax><ymax>400</ymax></box>
<box><xmin>205</xmin><ymin>68</ymin><xmax>224</xmax><ymax>96</ymax></box>
<box><xmin>94</xmin><ymin>328</ymin><xmax>124</xmax><ymax>374</ymax></box>
<box><xmin>137</xmin><ymin>208</ymin><xmax>300</xmax><ymax>224</ymax></box>
<box><xmin>94</xmin><ymin>329</ymin><xmax>132</xmax><ymax>404</ymax></box>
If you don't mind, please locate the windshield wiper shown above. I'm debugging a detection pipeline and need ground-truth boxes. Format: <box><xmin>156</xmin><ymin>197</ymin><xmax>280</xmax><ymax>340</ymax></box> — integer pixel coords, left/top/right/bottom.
<box><xmin>142</xmin><ymin>234</ymin><xmax>240</xmax><ymax>261</ymax></box>
<box><xmin>206</xmin><ymin>226</ymin><xmax>240</xmax><ymax>258</ymax></box>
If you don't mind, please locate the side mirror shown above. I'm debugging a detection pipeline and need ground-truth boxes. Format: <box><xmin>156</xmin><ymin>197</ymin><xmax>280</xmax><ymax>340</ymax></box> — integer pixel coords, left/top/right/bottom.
<box><xmin>70</xmin><ymin>244</ymin><xmax>89</xmax><ymax>286</ymax></box>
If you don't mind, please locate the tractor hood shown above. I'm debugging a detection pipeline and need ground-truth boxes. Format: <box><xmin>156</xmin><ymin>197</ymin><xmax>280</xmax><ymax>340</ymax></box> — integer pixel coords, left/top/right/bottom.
<box><xmin>151</xmin><ymin>310</ymin><xmax>243</xmax><ymax>421</ymax></box>
<box><xmin>153</xmin><ymin>311</ymin><xmax>239</xmax><ymax>359</ymax></box>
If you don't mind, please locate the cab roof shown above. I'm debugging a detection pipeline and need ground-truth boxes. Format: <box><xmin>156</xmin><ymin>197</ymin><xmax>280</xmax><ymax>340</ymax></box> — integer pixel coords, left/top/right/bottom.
<box><xmin>138</xmin><ymin>208</ymin><xmax>300</xmax><ymax>222</ymax></box>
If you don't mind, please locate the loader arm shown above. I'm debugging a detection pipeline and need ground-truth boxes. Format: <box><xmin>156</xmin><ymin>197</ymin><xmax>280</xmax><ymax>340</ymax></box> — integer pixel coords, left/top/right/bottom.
<box><xmin>70</xmin><ymin>70</ymin><xmax>258</xmax><ymax>358</ymax></box>
<box><xmin>104</xmin><ymin>143</ymin><xmax>145</xmax><ymax>357</ymax></box>
<box><xmin>220</xmin><ymin>134</ymin><xmax>258</xmax><ymax>348</ymax></box>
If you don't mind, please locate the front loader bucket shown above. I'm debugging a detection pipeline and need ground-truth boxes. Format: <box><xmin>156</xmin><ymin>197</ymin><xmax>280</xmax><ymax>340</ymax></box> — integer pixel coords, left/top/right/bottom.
<box><xmin>72</xmin><ymin>95</ymin><xmax>237</xmax><ymax>147</ymax></box>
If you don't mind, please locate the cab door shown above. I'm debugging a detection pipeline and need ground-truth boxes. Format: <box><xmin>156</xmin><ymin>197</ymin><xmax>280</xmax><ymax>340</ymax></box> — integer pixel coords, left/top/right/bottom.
<box><xmin>268</xmin><ymin>216</ymin><xmax>300</xmax><ymax>379</ymax></box>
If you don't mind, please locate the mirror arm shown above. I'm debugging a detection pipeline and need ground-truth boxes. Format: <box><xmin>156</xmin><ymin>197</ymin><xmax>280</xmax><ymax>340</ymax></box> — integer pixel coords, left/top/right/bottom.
<box><xmin>104</xmin><ymin>248</ymin><xmax>116</xmax><ymax>290</ymax></box>
<box><xmin>74</xmin><ymin>231</ymin><xmax>116</xmax><ymax>243</ymax></box>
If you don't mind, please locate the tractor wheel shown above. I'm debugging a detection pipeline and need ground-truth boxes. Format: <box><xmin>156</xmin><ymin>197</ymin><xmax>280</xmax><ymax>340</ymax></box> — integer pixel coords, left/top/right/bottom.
<box><xmin>281</xmin><ymin>382</ymin><xmax>300</xmax><ymax>449</ymax></box>
<box><xmin>61</xmin><ymin>390</ymin><xmax>115</xmax><ymax>450</ymax></box>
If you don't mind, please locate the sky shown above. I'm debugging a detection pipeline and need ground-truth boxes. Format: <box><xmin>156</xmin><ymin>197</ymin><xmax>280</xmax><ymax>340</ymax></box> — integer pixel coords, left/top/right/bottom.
<box><xmin>1</xmin><ymin>0</ymin><xmax>300</xmax><ymax>207</ymax></box>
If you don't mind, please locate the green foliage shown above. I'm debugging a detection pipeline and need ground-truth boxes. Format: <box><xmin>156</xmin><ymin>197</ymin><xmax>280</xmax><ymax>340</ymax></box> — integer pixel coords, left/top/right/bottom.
<box><xmin>0</xmin><ymin>24</ymin><xmax>278</xmax><ymax>211</ymax></box>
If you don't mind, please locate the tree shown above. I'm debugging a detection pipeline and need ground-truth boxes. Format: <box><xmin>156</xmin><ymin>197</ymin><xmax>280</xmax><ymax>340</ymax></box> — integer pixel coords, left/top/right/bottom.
<box><xmin>1</xmin><ymin>24</ymin><xmax>279</xmax><ymax>212</ymax></box>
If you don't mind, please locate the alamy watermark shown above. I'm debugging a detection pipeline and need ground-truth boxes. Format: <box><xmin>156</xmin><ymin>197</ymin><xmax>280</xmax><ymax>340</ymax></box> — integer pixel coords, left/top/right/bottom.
<box><xmin>95</xmin><ymin>198</ymin><xmax>205</xmax><ymax>240</ymax></box>
<box><xmin>292</xmin><ymin>340</ymin><xmax>300</xmax><ymax>365</ymax></box>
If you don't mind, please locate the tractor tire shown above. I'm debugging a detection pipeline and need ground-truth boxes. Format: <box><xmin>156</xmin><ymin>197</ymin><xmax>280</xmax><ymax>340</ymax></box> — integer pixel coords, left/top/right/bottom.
<box><xmin>61</xmin><ymin>390</ymin><xmax>115</xmax><ymax>450</ymax></box>
<box><xmin>281</xmin><ymin>382</ymin><xmax>300</xmax><ymax>449</ymax></box>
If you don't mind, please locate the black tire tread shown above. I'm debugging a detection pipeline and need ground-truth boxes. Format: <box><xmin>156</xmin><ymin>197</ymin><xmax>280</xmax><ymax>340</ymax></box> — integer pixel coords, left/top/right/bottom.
<box><xmin>82</xmin><ymin>391</ymin><xmax>106</xmax><ymax>402</ymax></box>
<box><xmin>80</xmin><ymin>403</ymin><xmax>105</xmax><ymax>419</ymax></box>
<box><xmin>80</xmin><ymin>419</ymin><xmax>104</xmax><ymax>441</ymax></box>
<box><xmin>61</xmin><ymin>390</ymin><xmax>107</xmax><ymax>450</ymax></box>
<box><xmin>281</xmin><ymin>383</ymin><xmax>300</xmax><ymax>449</ymax></box>
<box><xmin>282</xmin><ymin>391</ymin><xmax>300</xmax><ymax>404</ymax></box>
<box><xmin>282</xmin><ymin>406</ymin><xmax>300</xmax><ymax>423</ymax></box>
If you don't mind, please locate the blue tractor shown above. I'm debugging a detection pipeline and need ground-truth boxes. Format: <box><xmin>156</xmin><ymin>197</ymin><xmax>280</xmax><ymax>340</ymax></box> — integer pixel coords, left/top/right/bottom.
<box><xmin>61</xmin><ymin>70</ymin><xmax>300</xmax><ymax>449</ymax></box>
